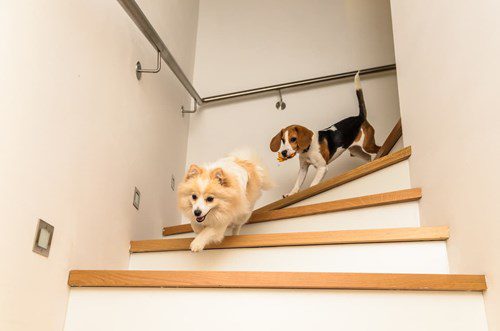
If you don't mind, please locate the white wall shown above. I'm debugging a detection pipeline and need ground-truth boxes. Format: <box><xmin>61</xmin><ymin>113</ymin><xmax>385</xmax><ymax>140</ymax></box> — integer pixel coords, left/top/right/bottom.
<box><xmin>186</xmin><ymin>0</ymin><xmax>401</xmax><ymax>208</ymax></box>
<box><xmin>0</xmin><ymin>0</ymin><xmax>198</xmax><ymax>330</ymax></box>
<box><xmin>390</xmin><ymin>0</ymin><xmax>500</xmax><ymax>329</ymax></box>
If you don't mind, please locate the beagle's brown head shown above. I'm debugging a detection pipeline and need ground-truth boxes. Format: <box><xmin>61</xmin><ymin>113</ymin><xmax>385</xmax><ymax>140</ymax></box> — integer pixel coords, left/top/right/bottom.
<box><xmin>270</xmin><ymin>125</ymin><xmax>314</xmax><ymax>158</ymax></box>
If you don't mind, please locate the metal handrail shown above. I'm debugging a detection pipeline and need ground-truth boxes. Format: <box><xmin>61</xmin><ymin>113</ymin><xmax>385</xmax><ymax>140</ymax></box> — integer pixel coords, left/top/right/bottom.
<box><xmin>117</xmin><ymin>0</ymin><xmax>396</xmax><ymax>107</ymax></box>
<box><xmin>202</xmin><ymin>64</ymin><xmax>396</xmax><ymax>104</ymax></box>
<box><xmin>117</xmin><ymin>0</ymin><xmax>203</xmax><ymax>104</ymax></box>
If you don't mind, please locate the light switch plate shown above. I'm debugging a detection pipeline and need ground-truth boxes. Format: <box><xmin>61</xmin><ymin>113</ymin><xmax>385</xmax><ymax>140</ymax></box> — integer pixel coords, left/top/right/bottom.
<box><xmin>33</xmin><ymin>219</ymin><xmax>54</xmax><ymax>257</ymax></box>
<box><xmin>133</xmin><ymin>187</ymin><xmax>141</xmax><ymax>210</ymax></box>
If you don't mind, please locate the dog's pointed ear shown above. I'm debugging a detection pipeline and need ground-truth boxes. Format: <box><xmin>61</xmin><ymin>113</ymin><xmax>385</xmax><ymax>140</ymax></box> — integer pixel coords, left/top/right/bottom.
<box><xmin>186</xmin><ymin>164</ymin><xmax>202</xmax><ymax>180</ymax></box>
<box><xmin>295</xmin><ymin>126</ymin><xmax>313</xmax><ymax>151</ymax></box>
<box><xmin>270</xmin><ymin>129</ymin><xmax>283</xmax><ymax>152</ymax></box>
<box><xmin>210</xmin><ymin>168</ymin><xmax>227</xmax><ymax>186</ymax></box>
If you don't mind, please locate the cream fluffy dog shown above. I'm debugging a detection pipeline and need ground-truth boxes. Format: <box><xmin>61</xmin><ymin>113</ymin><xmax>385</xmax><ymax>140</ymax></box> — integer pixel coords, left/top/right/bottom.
<box><xmin>178</xmin><ymin>151</ymin><xmax>271</xmax><ymax>252</ymax></box>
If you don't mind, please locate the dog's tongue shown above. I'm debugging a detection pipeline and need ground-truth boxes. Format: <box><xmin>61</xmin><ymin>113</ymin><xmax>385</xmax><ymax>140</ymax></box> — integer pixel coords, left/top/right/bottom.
<box><xmin>196</xmin><ymin>216</ymin><xmax>205</xmax><ymax>223</ymax></box>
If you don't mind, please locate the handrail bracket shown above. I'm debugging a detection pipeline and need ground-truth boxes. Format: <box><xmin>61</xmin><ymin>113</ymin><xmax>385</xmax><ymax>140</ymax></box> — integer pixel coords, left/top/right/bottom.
<box><xmin>181</xmin><ymin>100</ymin><xmax>198</xmax><ymax>115</ymax></box>
<box><xmin>136</xmin><ymin>50</ymin><xmax>161</xmax><ymax>80</ymax></box>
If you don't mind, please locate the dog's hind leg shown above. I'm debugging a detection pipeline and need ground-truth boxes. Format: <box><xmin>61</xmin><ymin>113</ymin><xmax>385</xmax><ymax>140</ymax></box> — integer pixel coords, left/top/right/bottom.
<box><xmin>231</xmin><ymin>212</ymin><xmax>252</xmax><ymax>235</ymax></box>
<box><xmin>361</xmin><ymin>121</ymin><xmax>380</xmax><ymax>155</ymax></box>
<box><xmin>349</xmin><ymin>145</ymin><xmax>372</xmax><ymax>162</ymax></box>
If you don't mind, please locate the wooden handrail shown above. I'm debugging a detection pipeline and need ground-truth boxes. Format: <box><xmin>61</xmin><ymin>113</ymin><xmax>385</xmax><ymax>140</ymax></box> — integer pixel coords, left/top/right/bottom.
<box><xmin>375</xmin><ymin>119</ymin><xmax>403</xmax><ymax>159</ymax></box>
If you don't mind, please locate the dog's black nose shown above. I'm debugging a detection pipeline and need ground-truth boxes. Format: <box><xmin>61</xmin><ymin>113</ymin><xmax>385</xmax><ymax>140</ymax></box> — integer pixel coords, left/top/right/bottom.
<box><xmin>281</xmin><ymin>150</ymin><xmax>288</xmax><ymax>157</ymax></box>
<box><xmin>194</xmin><ymin>209</ymin><xmax>202</xmax><ymax>217</ymax></box>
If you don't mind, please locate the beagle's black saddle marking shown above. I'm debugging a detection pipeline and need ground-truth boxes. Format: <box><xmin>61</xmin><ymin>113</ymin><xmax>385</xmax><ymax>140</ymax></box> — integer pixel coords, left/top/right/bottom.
<box><xmin>318</xmin><ymin>89</ymin><xmax>367</xmax><ymax>158</ymax></box>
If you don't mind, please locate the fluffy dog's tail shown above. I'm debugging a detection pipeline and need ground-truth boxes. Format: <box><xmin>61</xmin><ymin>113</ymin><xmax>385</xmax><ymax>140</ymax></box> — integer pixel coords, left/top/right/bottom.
<box><xmin>229</xmin><ymin>149</ymin><xmax>274</xmax><ymax>190</ymax></box>
<box><xmin>354</xmin><ymin>71</ymin><xmax>367</xmax><ymax>121</ymax></box>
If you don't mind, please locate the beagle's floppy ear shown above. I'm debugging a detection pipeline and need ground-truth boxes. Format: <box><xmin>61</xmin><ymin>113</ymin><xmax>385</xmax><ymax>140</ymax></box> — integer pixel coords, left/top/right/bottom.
<box><xmin>185</xmin><ymin>164</ymin><xmax>202</xmax><ymax>180</ymax></box>
<box><xmin>270</xmin><ymin>129</ymin><xmax>283</xmax><ymax>152</ymax></box>
<box><xmin>210</xmin><ymin>167</ymin><xmax>228</xmax><ymax>186</ymax></box>
<box><xmin>295</xmin><ymin>126</ymin><xmax>314</xmax><ymax>152</ymax></box>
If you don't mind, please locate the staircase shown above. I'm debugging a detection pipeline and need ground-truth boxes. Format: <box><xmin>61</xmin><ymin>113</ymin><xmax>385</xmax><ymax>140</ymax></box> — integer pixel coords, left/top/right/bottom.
<box><xmin>64</xmin><ymin>146</ymin><xmax>489</xmax><ymax>330</ymax></box>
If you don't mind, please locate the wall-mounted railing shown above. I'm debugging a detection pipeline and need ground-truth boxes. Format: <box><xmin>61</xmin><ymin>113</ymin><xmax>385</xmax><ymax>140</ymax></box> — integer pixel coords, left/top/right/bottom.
<box><xmin>117</xmin><ymin>0</ymin><xmax>396</xmax><ymax>112</ymax></box>
<box><xmin>117</xmin><ymin>0</ymin><xmax>203</xmax><ymax>105</ymax></box>
<box><xmin>202</xmin><ymin>64</ymin><xmax>396</xmax><ymax>104</ymax></box>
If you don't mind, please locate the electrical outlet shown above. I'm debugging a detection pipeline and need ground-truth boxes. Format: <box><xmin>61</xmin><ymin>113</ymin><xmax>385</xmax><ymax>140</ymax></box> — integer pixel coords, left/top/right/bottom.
<box><xmin>33</xmin><ymin>219</ymin><xmax>54</xmax><ymax>257</ymax></box>
<box><xmin>171</xmin><ymin>175</ymin><xmax>175</xmax><ymax>191</ymax></box>
<box><xmin>133</xmin><ymin>187</ymin><xmax>141</xmax><ymax>210</ymax></box>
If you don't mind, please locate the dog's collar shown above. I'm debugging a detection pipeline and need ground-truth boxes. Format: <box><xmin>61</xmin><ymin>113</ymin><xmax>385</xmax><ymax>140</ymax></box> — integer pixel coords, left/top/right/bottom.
<box><xmin>302</xmin><ymin>145</ymin><xmax>310</xmax><ymax>153</ymax></box>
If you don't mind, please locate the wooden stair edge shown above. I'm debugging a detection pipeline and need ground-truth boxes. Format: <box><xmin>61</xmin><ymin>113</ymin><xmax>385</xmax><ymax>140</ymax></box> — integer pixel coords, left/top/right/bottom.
<box><xmin>162</xmin><ymin>223</ymin><xmax>192</xmax><ymax>236</ymax></box>
<box><xmin>134</xmin><ymin>226</ymin><xmax>448</xmax><ymax>253</ymax></box>
<box><xmin>162</xmin><ymin>186</ymin><xmax>420</xmax><ymax>237</ymax></box>
<box><xmin>254</xmin><ymin>146</ymin><xmax>412</xmax><ymax>213</ymax></box>
<box><xmin>375</xmin><ymin>119</ymin><xmax>403</xmax><ymax>159</ymax></box>
<box><xmin>68</xmin><ymin>270</ymin><xmax>487</xmax><ymax>291</ymax></box>
<box><xmin>250</xmin><ymin>188</ymin><xmax>421</xmax><ymax>223</ymax></box>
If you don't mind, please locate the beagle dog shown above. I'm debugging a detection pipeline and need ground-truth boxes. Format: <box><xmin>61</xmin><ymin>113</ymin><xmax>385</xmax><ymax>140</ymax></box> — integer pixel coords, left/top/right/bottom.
<box><xmin>270</xmin><ymin>72</ymin><xmax>380</xmax><ymax>197</ymax></box>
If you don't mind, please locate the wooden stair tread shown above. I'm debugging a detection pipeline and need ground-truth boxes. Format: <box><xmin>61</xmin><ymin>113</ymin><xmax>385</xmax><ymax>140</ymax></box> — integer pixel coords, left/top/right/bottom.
<box><xmin>68</xmin><ymin>270</ymin><xmax>486</xmax><ymax>291</ymax></box>
<box><xmin>255</xmin><ymin>146</ymin><xmax>412</xmax><ymax>213</ymax></box>
<box><xmin>251</xmin><ymin>188</ymin><xmax>421</xmax><ymax>223</ymax></box>
<box><xmin>134</xmin><ymin>226</ymin><xmax>448</xmax><ymax>253</ymax></box>
<box><xmin>163</xmin><ymin>187</ymin><xmax>420</xmax><ymax>237</ymax></box>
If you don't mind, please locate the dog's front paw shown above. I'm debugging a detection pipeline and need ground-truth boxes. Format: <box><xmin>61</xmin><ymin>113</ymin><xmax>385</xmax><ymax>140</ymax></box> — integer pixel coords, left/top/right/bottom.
<box><xmin>190</xmin><ymin>239</ymin><xmax>205</xmax><ymax>252</ymax></box>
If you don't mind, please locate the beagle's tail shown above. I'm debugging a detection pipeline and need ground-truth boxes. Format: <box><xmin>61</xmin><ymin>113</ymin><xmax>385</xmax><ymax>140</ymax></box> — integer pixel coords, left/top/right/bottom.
<box><xmin>354</xmin><ymin>71</ymin><xmax>367</xmax><ymax>121</ymax></box>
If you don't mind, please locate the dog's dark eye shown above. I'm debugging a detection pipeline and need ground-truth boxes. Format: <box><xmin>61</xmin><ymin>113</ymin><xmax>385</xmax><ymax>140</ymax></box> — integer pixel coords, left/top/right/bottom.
<box><xmin>206</xmin><ymin>196</ymin><xmax>214</xmax><ymax>202</ymax></box>
<box><xmin>192</xmin><ymin>194</ymin><xmax>197</xmax><ymax>200</ymax></box>
<box><xmin>290</xmin><ymin>137</ymin><xmax>297</xmax><ymax>142</ymax></box>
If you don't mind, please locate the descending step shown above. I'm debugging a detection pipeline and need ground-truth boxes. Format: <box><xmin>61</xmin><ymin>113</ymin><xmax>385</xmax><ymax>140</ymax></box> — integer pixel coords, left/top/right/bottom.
<box><xmin>139</xmin><ymin>226</ymin><xmax>445</xmax><ymax>252</ymax></box>
<box><xmin>68</xmin><ymin>270</ymin><xmax>486</xmax><ymax>291</ymax></box>
<box><xmin>255</xmin><ymin>146</ymin><xmax>412</xmax><ymax>213</ymax></box>
<box><xmin>129</xmin><ymin>228</ymin><xmax>449</xmax><ymax>273</ymax></box>
<box><xmin>289</xmin><ymin>157</ymin><xmax>412</xmax><ymax>207</ymax></box>
<box><xmin>164</xmin><ymin>202</ymin><xmax>420</xmax><ymax>238</ymax></box>
<box><xmin>64</xmin><ymin>287</ymin><xmax>488</xmax><ymax>331</ymax></box>
<box><xmin>252</xmin><ymin>188</ymin><xmax>420</xmax><ymax>223</ymax></box>
<box><xmin>163</xmin><ymin>188</ymin><xmax>421</xmax><ymax>237</ymax></box>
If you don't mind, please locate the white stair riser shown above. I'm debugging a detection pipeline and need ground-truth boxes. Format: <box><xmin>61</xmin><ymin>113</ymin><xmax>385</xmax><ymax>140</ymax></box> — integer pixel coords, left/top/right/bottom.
<box><xmin>129</xmin><ymin>242</ymin><xmax>448</xmax><ymax>274</ymax></box>
<box><xmin>64</xmin><ymin>289</ymin><xmax>488</xmax><ymax>331</ymax></box>
<box><xmin>166</xmin><ymin>201</ymin><xmax>420</xmax><ymax>239</ymax></box>
<box><xmin>291</xmin><ymin>160</ymin><xmax>412</xmax><ymax>207</ymax></box>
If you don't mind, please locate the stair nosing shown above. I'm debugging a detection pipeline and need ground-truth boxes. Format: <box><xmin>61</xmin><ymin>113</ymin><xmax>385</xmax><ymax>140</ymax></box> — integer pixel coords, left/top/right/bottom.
<box><xmin>68</xmin><ymin>270</ymin><xmax>487</xmax><ymax>291</ymax></box>
<box><xmin>163</xmin><ymin>187</ymin><xmax>421</xmax><ymax>237</ymax></box>
<box><xmin>251</xmin><ymin>187</ymin><xmax>421</xmax><ymax>223</ymax></box>
<box><xmin>133</xmin><ymin>226</ymin><xmax>448</xmax><ymax>253</ymax></box>
<box><xmin>255</xmin><ymin>146</ymin><xmax>412</xmax><ymax>213</ymax></box>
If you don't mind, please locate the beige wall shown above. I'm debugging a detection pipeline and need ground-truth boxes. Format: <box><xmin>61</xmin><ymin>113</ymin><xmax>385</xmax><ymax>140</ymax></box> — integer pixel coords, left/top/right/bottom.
<box><xmin>187</xmin><ymin>0</ymin><xmax>401</xmax><ymax>208</ymax></box>
<box><xmin>0</xmin><ymin>0</ymin><xmax>198</xmax><ymax>329</ymax></box>
<box><xmin>390</xmin><ymin>0</ymin><xmax>500</xmax><ymax>328</ymax></box>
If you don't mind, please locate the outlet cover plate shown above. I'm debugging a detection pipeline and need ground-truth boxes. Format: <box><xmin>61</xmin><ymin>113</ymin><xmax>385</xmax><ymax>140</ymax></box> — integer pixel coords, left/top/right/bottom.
<box><xmin>171</xmin><ymin>175</ymin><xmax>175</xmax><ymax>191</ymax></box>
<box><xmin>33</xmin><ymin>219</ymin><xmax>54</xmax><ymax>257</ymax></box>
<box><xmin>133</xmin><ymin>187</ymin><xmax>141</xmax><ymax>210</ymax></box>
